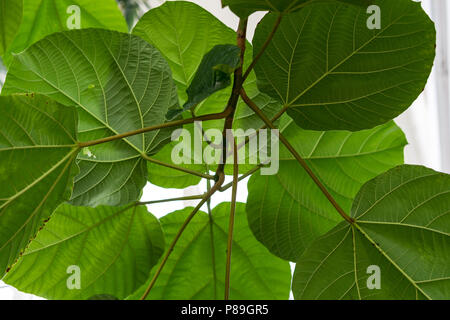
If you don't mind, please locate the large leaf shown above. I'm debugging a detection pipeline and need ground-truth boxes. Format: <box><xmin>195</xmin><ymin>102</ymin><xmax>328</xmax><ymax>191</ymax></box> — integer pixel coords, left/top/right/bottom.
<box><xmin>128</xmin><ymin>203</ymin><xmax>291</xmax><ymax>300</ymax></box>
<box><xmin>293</xmin><ymin>165</ymin><xmax>450</xmax><ymax>300</ymax></box>
<box><xmin>3</xmin><ymin>29</ymin><xmax>179</xmax><ymax>207</ymax></box>
<box><xmin>0</xmin><ymin>0</ymin><xmax>22</xmax><ymax>56</ymax></box>
<box><xmin>2</xmin><ymin>0</ymin><xmax>127</xmax><ymax>66</ymax></box>
<box><xmin>0</xmin><ymin>94</ymin><xmax>79</xmax><ymax>278</ymax></box>
<box><xmin>247</xmin><ymin>117</ymin><xmax>406</xmax><ymax>261</ymax></box>
<box><xmin>253</xmin><ymin>0</ymin><xmax>436</xmax><ymax>131</ymax></box>
<box><xmin>4</xmin><ymin>204</ymin><xmax>165</xmax><ymax>300</ymax></box>
<box><xmin>221</xmin><ymin>0</ymin><xmax>370</xmax><ymax>18</ymax></box>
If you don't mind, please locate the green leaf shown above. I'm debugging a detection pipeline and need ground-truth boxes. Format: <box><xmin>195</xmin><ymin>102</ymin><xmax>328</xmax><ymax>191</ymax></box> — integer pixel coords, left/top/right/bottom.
<box><xmin>253</xmin><ymin>0</ymin><xmax>436</xmax><ymax>131</ymax></box>
<box><xmin>0</xmin><ymin>0</ymin><xmax>22</xmax><ymax>56</ymax></box>
<box><xmin>0</xmin><ymin>94</ymin><xmax>79</xmax><ymax>278</ymax></box>
<box><xmin>2</xmin><ymin>0</ymin><xmax>127</xmax><ymax>66</ymax></box>
<box><xmin>128</xmin><ymin>203</ymin><xmax>291</xmax><ymax>300</ymax></box>
<box><xmin>293</xmin><ymin>165</ymin><xmax>450</xmax><ymax>300</ymax></box>
<box><xmin>221</xmin><ymin>0</ymin><xmax>370</xmax><ymax>18</ymax></box>
<box><xmin>3</xmin><ymin>29</ymin><xmax>179</xmax><ymax>207</ymax></box>
<box><xmin>247</xmin><ymin>117</ymin><xmax>406</xmax><ymax>261</ymax></box>
<box><xmin>168</xmin><ymin>44</ymin><xmax>241</xmax><ymax>119</ymax></box>
<box><xmin>4</xmin><ymin>204</ymin><xmax>165</xmax><ymax>300</ymax></box>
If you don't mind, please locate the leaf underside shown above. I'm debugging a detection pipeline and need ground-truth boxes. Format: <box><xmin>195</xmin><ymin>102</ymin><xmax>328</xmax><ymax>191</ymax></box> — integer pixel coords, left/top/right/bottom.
<box><xmin>4</xmin><ymin>204</ymin><xmax>165</xmax><ymax>300</ymax></box>
<box><xmin>0</xmin><ymin>94</ymin><xmax>78</xmax><ymax>277</ymax></box>
<box><xmin>293</xmin><ymin>165</ymin><xmax>450</xmax><ymax>300</ymax></box>
<box><xmin>3</xmin><ymin>28</ymin><xmax>179</xmax><ymax>207</ymax></box>
<box><xmin>253</xmin><ymin>0</ymin><xmax>435</xmax><ymax>131</ymax></box>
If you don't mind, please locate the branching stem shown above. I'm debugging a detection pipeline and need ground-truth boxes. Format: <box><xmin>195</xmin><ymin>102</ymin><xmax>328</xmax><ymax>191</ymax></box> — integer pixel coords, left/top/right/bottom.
<box><xmin>79</xmin><ymin>108</ymin><xmax>232</xmax><ymax>149</ymax></box>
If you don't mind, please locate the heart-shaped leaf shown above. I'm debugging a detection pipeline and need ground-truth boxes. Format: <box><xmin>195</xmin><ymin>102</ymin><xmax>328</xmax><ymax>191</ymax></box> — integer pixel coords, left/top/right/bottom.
<box><xmin>247</xmin><ymin>117</ymin><xmax>406</xmax><ymax>261</ymax></box>
<box><xmin>3</xmin><ymin>29</ymin><xmax>179</xmax><ymax>207</ymax></box>
<box><xmin>0</xmin><ymin>94</ymin><xmax>79</xmax><ymax>277</ymax></box>
<box><xmin>4</xmin><ymin>204</ymin><xmax>165</xmax><ymax>300</ymax></box>
<box><xmin>293</xmin><ymin>165</ymin><xmax>450</xmax><ymax>300</ymax></box>
<box><xmin>129</xmin><ymin>203</ymin><xmax>291</xmax><ymax>300</ymax></box>
<box><xmin>253</xmin><ymin>0</ymin><xmax>435</xmax><ymax>131</ymax></box>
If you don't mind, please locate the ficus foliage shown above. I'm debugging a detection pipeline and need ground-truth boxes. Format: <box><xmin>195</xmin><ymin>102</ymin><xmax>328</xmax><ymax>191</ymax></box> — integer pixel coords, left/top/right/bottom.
<box><xmin>0</xmin><ymin>0</ymin><xmax>447</xmax><ymax>300</ymax></box>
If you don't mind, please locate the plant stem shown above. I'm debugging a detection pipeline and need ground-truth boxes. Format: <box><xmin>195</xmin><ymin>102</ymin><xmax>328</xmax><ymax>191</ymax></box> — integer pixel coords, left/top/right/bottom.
<box><xmin>139</xmin><ymin>174</ymin><xmax>225</xmax><ymax>300</ymax></box>
<box><xmin>205</xmin><ymin>173</ymin><xmax>218</xmax><ymax>299</ymax></box>
<box><xmin>225</xmin><ymin>140</ymin><xmax>239</xmax><ymax>300</ymax></box>
<box><xmin>78</xmin><ymin>108</ymin><xmax>231</xmax><ymax>149</ymax></box>
<box><xmin>138</xmin><ymin>194</ymin><xmax>206</xmax><ymax>205</ymax></box>
<box><xmin>142</xmin><ymin>154</ymin><xmax>215</xmax><ymax>180</ymax></box>
<box><xmin>215</xmin><ymin>18</ymin><xmax>248</xmax><ymax>181</ymax></box>
<box><xmin>240</xmin><ymin>88</ymin><xmax>355</xmax><ymax>224</ymax></box>
<box><xmin>243</xmin><ymin>14</ymin><xmax>282</xmax><ymax>81</ymax></box>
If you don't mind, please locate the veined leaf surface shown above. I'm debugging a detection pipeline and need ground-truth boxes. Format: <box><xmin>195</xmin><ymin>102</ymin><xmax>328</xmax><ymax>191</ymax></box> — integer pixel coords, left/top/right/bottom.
<box><xmin>0</xmin><ymin>94</ymin><xmax>79</xmax><ymax>277</ymax></box>
<box><xmin>253</xmin><ymin>0</ymin><xmax>435</xmax><ymax>131</ymax></box>
<box><xmin>4</xmin><ymin>204</ymin><xmax>165</xmax><ymax>300</ymax></box>
<box><xmin>293</xmin><ymin>165</ymin><xmax>450</xmax><ymax>300</ymax></box>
